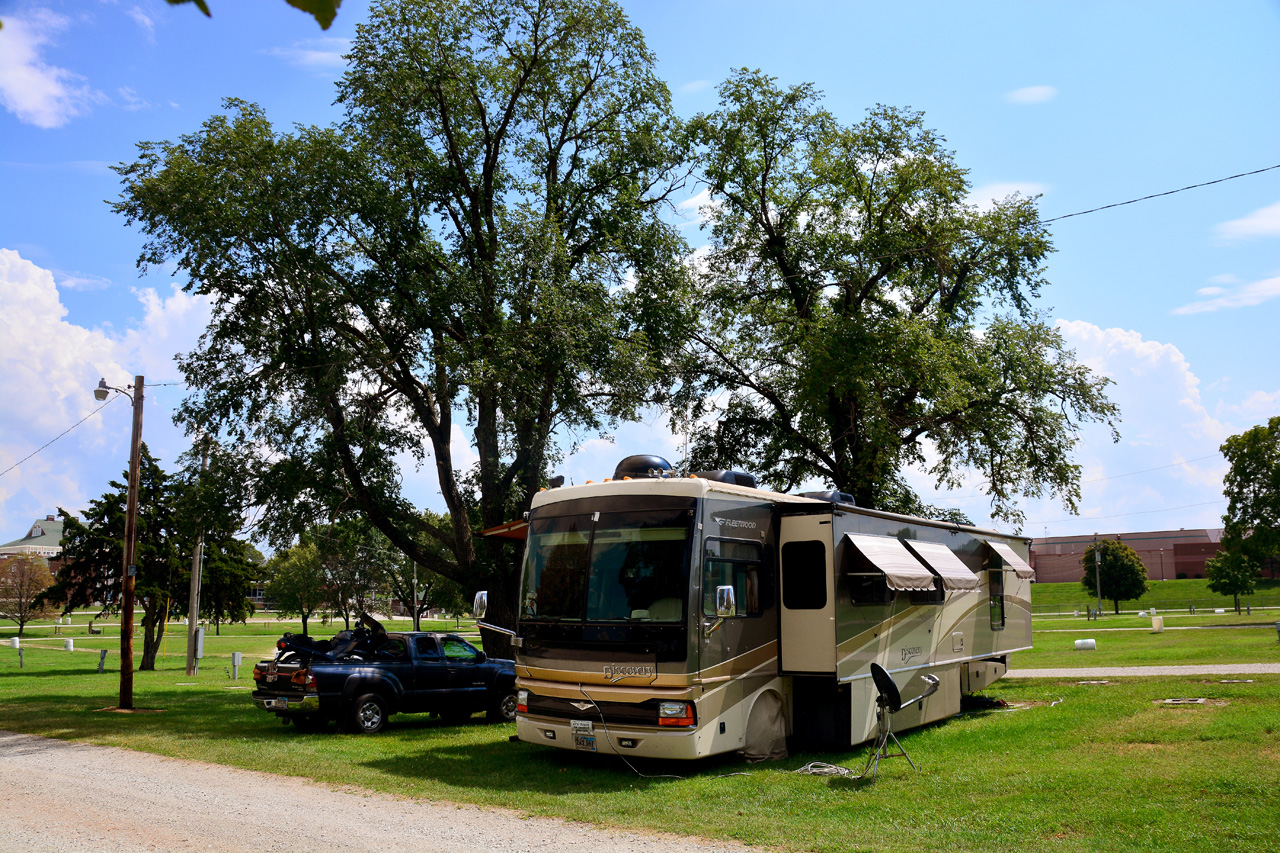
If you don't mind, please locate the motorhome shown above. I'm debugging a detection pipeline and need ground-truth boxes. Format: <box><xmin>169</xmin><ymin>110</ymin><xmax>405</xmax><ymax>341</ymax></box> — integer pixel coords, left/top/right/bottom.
<box><xmin>475</xmin><ymin>455</ymin><xmax>1032</xmax><ymax>760</ymax></box>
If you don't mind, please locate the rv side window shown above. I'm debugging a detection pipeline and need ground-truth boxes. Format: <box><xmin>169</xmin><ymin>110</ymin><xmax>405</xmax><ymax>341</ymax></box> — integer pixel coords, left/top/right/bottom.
<box><xmin>846</xmin><ymin>548</ymin><xmax>891</xmax><ymax>606</ymax></box>
<box><xmin>781</xmin><ymin>540</ymin><xmax>827</xmax><ymax>610</ymax></box>
<box><xmin>703</xmin><ymin>539</ymin><xmax>769</xmax><ymax>616</ymax></box>
<box><xmin>989</xmin><ymin>564</ymin><xmax>1006</xmax><ymax>630</ymax></box>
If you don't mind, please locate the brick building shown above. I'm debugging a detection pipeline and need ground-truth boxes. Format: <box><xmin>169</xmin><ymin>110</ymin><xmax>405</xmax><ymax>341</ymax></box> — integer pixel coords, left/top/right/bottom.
<box><xmin>1029</xmin><ymin>528</ymin><xmax>1224</xmax><ymax>584</ymax></box>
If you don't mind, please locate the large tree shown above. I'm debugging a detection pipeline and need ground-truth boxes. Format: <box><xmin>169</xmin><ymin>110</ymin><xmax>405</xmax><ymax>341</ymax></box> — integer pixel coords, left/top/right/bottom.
<box><xmin>1216</xmin><ymin>417</ymin><xmax>1280</xmax><ymax>578</ymax></box>
<box><xmin>264</xmin><ymin>542</ymin><xmax>328</xmax><ymax>636</ymax></box>
<box><xmin>198</xmin><ymin>540</ymin><xmax>261</xmax><ymax>634</ymax></box>
<box><xmin>0</xmin><ymin>554</ymin><xmax>54</xmax><ymax>636</ymax></box>
<box><xmin>679</xmin><ymin>71</ymin><xmax>1117</xmax><ymax>523</ymax></box>
<box><xmin>1204</xmin><ymin>549</ymin><xmax>1257</xmax><ymax>615</ymax></box>
<box><xmin>43</xmin><ymin>445</ymin><xmax>186</xmax><ymax>670</ymax></box>
<box><xmin>113</xmin><ymin>0</ymin><xmax>691</xmax><ymax>651</ymax></box>
<box><xmin>1081</xmin><ymin>538</ymin><xmax>1149</xmax><ymax>614</ymax></box>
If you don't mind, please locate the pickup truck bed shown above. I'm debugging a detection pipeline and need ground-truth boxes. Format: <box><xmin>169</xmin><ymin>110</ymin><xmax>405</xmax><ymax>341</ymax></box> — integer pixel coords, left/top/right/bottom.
<box><xmin>252</xmin><ymin>629</ymin><xmax>516</xmax><ymax>733</ymax></box>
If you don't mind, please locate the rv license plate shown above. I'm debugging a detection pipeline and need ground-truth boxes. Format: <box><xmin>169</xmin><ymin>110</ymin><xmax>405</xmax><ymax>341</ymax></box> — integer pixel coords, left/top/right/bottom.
<box><xmin>570</xmin><ymin>719</ymin><xmax>596</xmax><ymax>751</ymax></box>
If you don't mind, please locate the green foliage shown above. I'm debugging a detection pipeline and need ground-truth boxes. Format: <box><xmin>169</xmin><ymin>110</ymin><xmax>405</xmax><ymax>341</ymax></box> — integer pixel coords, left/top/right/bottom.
<box><xmin>678</xmin><ymin>71</ymin><xmax>1117</xmax><ymax>523</ymax></box>
<box><xmin>114</xmin><ymin>0</ymin><xmax>692</xmax><ymax>649</ymax></box>
<box><xmin>43</xmin><ymin>444</ymin><xmax>187</xmax><ymax>669</ymax></box>
<box><xmin>264</xmin><ymin>542</ymin><xmax>328</xmax><ymax>635</ymax></box>
<box><xmin>199</xmin><ymin>539</ymin><xmax>261</xmax><ymax>633</ymax></box>
<box><xmin>166</xmin><ymin>0</ymin><xmax>343</xmax><ymax>30</ymax></box>
<box><xmin>1217</xmin><ymin>416</ymin><xmax>1280</xmax><ymax>573</ymax></box>
<box><xmin>0</xmin><ymin>554</ymin><xmax>54</xmax><ymax>636</ymax></box>
<box><xmin>1081</xmin><ymin>538</ymin><xmax>1150</xmax><ymax>613</ymax></box>
<box><xmin>1205</xmin><ymin>549</ymin><xmax>1259</xmax><ymax>614</ymax></box>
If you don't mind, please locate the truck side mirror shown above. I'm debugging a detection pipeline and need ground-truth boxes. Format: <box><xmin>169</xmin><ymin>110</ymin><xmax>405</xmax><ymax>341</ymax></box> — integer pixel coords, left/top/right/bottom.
<box><xmin>715</xmin><ymin>585</ymin><xmax>736</xmax><ymax>618</ymax></box>
<box><xmin>473</xmin><ymin>590</ymin><xmax>488</xmax><ymax>619</ymax></box>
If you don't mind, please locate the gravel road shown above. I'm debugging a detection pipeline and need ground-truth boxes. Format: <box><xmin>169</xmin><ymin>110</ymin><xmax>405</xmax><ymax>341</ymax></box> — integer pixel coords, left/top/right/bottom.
<box><xmin>0</xmin><ymin>731</ymin><xmax>756</xmax><ymax>853</ymax></box>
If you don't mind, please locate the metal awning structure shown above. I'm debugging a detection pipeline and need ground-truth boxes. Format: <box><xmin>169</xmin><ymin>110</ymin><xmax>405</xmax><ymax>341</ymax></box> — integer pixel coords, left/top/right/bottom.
<box><xmin>844</xmin><ymin>533</ymin><xmax>938</xmax><ymax>592</ymax></box>
<box><xmin>986</xmin><ymin>540</ymin><xmax>1034</xmax><ymax>579</ymax></box>
<box><xmin>901</xmin><ymin>539</ymin><xmax>980</xmax><ymax>591</ymax></box>
<box><xmin>480</xmin><ymin>519</ymin><xmax>529</xmax><ymax>541</ymax></box>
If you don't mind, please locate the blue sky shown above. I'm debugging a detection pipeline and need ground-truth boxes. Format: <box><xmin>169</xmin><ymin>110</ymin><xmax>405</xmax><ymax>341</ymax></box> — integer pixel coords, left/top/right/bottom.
<box><xmin>2</xmin><ymin>0</ymin><xmax>1278</xmax><ymax>545</ymax></box>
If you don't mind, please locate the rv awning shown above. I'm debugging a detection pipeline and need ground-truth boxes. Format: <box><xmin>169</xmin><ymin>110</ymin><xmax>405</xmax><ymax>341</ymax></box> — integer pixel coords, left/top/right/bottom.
<box><xmin>901</xmin><ymin>540</ymin><xmax>980</xmax><ymax>591</ymax></box>
<box><xmin>987</xmin><ymin>541</ymin><xmax>1034</xmax><ymax>579</ymax></box>
<box><xmin>844</xmin><ymin>533</ymin><xmax>938</xmax><ymax>592</ymax></box>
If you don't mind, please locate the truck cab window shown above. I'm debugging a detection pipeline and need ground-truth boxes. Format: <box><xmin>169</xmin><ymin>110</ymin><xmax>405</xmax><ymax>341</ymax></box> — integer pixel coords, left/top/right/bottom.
<box><xmin>442</xmin><ymin>637</ymin><xmax>479</xmax><ymax>662</ymax></box>
<box><xmin>413</xmin><ymin>636</ymin><xmax>441</xmax><ymax>661</ymax></box>
<box><xmin>703</xmin><ymin>539</ymin><xmax>768</xmax><ymax>616</ymax></box>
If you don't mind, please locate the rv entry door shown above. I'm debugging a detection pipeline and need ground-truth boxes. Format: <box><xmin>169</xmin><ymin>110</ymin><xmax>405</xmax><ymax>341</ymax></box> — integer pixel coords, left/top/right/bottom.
<box><xmin>778</xmin><ymin>514</ymin><xmax>836</xmax><ymax>673</ymax></box>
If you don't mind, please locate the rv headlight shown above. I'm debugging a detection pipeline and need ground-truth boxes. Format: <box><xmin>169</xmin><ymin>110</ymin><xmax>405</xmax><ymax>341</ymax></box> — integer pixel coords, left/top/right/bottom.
<box><xmin>657</xmin><ymin>701</ymin><xmax>695</xmax><ymax>727</ymax></box>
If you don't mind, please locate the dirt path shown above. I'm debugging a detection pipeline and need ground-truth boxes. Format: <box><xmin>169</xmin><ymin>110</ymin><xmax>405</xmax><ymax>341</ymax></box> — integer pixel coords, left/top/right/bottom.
<box><xmin>0</xmin><ymin>731</ymin><xmax>756</xmax><ymax>853</ymax></box>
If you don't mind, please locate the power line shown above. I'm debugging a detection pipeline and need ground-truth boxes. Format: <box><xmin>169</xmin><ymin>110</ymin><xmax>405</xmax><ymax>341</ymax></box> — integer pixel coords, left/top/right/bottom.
<box><xmin>1042</xmin><ymin>164</ymin><xmax>1280</xmax><ymax>223</ymax></box>
<box><xmin>0</xmin><ymin>397</ymin><xmax>120</xmax><ymax>479</ymax></box>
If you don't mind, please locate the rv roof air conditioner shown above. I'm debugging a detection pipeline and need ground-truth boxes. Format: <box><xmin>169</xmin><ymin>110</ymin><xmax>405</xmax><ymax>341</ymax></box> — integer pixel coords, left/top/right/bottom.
<box><xmin>690</xmin><ymin>469</ymin><xmax>757</xmax><ymax>489</ymax></box>
<box><xmin>800</xmin><ymin>490</ymin><xmax>857</xmax><ymax>506</ymax></box>
<box><xmin>613</xmin><ymin>454</ymin><xmax>674</xmax><ymax>480</ymax></box>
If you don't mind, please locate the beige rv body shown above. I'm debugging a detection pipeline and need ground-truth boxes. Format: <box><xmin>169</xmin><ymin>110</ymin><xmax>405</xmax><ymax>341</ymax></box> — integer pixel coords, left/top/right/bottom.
<box><xmin>509</xmin><ymin>476</ymin><xmax>1031</xmax><ymax>759</ymax></box>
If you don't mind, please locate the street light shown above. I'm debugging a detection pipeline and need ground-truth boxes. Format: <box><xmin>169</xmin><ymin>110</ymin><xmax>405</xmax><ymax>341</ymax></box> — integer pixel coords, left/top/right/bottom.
<box><xmin>95</xmin><ymin>375</ymin><xmax>144</xmax><ymax>710</ymax></box>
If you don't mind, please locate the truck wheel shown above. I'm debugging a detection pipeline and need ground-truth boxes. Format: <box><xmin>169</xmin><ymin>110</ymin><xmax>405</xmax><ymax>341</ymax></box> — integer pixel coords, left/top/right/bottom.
<box><xmin>487</xmin><ymin>690</ymin><xmax>518</xmax><ymax>723</ymax></box>
<box><xmin>346</xmin><ymin>693</ymin><xmax>388</xmax><ymax>734</ymax></box>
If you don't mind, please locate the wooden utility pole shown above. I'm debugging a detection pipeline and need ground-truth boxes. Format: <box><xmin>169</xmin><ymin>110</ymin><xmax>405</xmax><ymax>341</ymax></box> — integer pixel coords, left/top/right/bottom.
<box><xmin>185</xmin><ymin>439</ymin><xmax>209</xmax><ymax>676</ymax></box>
<box><xmin>120</xmin><ymin>375</ymin><xmax>145</xmax><ymax>710</ymax></box>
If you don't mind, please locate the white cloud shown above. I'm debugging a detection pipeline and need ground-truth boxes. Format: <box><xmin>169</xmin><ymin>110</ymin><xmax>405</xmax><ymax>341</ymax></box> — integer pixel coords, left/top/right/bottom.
<box><xmin>1172</xmin><ymin>275</ymin><xmax>1280</xmax><ymax>315</ymax></box>
<box><xmin>677</xmin><ymin>187</ymin><xmax>720</xmax><ymax>226</ymax></box>
<box><xmin>0</xmin><ymin>249</ymin><xmax>212</xmax><ymax>539</ymax></box>
<box><xmin>1004</xmin><ymin>85</ymin><xmax>1057</xmax><ymax>105</ymax></box>
<box><xmin>1229</xmin><ymin>390</ymin><xmax>1280</xmax><ymax>420</ymax></box>
<box><xmin>1195</xmin><ymin>286</ymin><xmax>1225</xmax><ymax>297</ymax></box>
<box><xmin>126</xmin><ymin>6</ymin><xmax>155</xmax><ymax>41</ymax></box>
<box><xmin>1208</xmin><ymin>273</ymin><xmax>1238</xmax><ymax>285</ymax></box>
<box><xmin>263</xmin><ymin>38</ymin><xmax>350</xmax><ymax>71</ymax></box>
<box><xmin>118</xmin><ymin>86</ymin><xmax>151</xmax><ymax>111</ymax></box>
<box><xmin>912</xmin><ymin>321</ymin><xmax>1235</xmax><ymax>536</ymax></box>
<box><xmin>965</xmin><ymin>182</ymin><xmax>1048</xmax><ymax>211</ymax></box>
<box><xmin>679</xmin><ymin>79</ymin><xmax>712</xmax><ymax>95</ymax></box>
<box><xmin>1215</xmin><ymin>200</ymin><xmax>1280</xmax><ymax>241</ymax></box>
<box><xmin>0</xmin><ymin>10</ymin><xmax>104</xmax><ymax>128</ymax></box>
<box><xmin>56</xmin><ymin>270</ymin><xmax>113</xmax><ymax>291</ymax></box>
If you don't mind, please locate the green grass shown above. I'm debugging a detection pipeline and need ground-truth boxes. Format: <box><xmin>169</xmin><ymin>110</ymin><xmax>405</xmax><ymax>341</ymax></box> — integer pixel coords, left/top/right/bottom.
<box><xmin>0</xmin><ymin>646</ymin><xmax>1276</xmax><ymax>852</ymax></box>
<box><xmin>1031</xmin><ymin>578</ymin><xmax>1280</xmax><ymax>615</ymax></box>
<box><xmin>2</xmin><ymin>613</ymin><xmax>1279</xmax><ymax>851</ymax></box>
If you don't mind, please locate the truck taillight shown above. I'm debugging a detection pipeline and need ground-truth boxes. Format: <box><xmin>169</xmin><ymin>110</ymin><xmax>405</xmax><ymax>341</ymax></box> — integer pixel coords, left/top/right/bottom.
<box><xmin>516</xmin><ymin>689</ymin><xmax>528</xmax><ymax>713</ymax></box>
<box><xmin>291</xmin><ymin>669</ymin><xmax>314</xmax><ymax>687</ymax></box>
<box><xmin>657</xmin><ymin>701</ymin><xmax>695</xmax><ymax>727</ymax></box>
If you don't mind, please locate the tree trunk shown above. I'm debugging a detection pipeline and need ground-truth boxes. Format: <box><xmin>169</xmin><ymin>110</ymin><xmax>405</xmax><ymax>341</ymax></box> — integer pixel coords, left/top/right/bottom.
<box><xmin>139</xmin><ymin>598</ymin><xmax>164</xmax><ymax>671</ymax></box>
<box><xmin>301</xmin><ymin>612</ymin><xmax>309</xmax><ymax>636</ymax></box>
<box><xmin>1234</xmin><ymin>593</ymin><xmax>1240</xmax><ymax>614</ymax></box>
<box><xmin>1113</xmin><ymin>599</ymin><xmax>1120</xmax><ymax>615</ymax></box>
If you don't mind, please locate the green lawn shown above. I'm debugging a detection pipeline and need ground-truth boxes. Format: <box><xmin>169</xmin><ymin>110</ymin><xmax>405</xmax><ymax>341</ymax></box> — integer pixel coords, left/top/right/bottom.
<box><xmin>1031</xmin><ymin>577</ymin><xmax>1280</xmax><ymax>615</ymax></box>
<box><xmin>3</xmin><ymin>608</ymin><xmax>1280</xmax><ymax>853</ymax></box>
<box><xmin>0</xmin><ymin>645</ymin><xmax>1276</xmax><ymax>852</ymax></box>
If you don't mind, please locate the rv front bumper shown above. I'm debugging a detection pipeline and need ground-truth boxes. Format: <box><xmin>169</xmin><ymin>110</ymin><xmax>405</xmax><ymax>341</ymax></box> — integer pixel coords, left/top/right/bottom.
<box><xmin>517</xmin><ymin>714</ymin><xmax>704</xmax><ymax>760</ymax></box>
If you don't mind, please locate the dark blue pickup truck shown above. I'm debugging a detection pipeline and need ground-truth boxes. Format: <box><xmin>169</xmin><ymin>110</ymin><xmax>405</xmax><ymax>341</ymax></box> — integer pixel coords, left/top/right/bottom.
<box><xmin>251</xmin><ymin>615</ymin><xmax>516</xmax><ymax>734</ymax></box>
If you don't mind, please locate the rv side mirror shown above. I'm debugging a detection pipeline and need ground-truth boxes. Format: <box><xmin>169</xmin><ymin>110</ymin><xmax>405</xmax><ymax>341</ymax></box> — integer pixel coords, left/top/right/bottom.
<box><xmin>472</xmin><ymin>590</ymin><xmax>488</xmax><ymax>619</ymax></box>
<box><xmin>715</xmin><ymin>585</ymin><xmax>736</xmax><ymax>618</ymax></box>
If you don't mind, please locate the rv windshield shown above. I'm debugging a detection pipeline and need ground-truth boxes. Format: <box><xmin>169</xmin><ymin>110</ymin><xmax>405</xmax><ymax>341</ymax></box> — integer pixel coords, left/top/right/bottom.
<box><xmin>521</xmin><ymin>506</ymin><xmax>693</xmax><ymax>623</ymax></box>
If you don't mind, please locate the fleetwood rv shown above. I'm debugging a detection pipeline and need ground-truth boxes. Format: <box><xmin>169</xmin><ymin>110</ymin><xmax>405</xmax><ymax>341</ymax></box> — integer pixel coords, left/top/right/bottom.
<box><xmin>474</xmin><ymin>455</ymin><xmax>1032</xmax><ymax>760</ymax></box>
